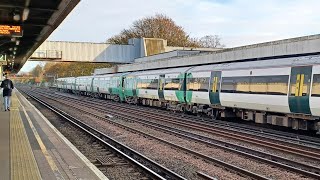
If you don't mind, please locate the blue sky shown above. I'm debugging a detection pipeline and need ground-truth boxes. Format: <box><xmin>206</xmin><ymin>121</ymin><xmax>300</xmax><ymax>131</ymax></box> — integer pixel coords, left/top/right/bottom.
<box><xmin>20</xmin><ymin>0</ymin><xmax>320</xmax><ymax>72</ymax></box>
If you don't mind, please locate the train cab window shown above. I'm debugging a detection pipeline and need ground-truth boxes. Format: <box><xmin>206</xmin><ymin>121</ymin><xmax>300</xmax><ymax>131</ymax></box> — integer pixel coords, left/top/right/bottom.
<box><xmin>125</xmin><ymin>78</ymin><xmax>134</xmax><ymax>89</ymax></box>
<box><xmin>312</xmin><ymin>74</ymin><xmax>320</xmax><ymax>97</ymax></box>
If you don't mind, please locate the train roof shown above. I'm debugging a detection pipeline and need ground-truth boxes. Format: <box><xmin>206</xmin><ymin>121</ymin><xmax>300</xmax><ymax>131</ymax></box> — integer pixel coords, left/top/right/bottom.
<box><xmin>128</xmin><ymin>67</ymin><xmax>193</xmax><ymax>76</ymax></box>
<box><xmin>188</xmin><ymin>54</ymin><xmax>320</xmax><ymax>72</ymax></box>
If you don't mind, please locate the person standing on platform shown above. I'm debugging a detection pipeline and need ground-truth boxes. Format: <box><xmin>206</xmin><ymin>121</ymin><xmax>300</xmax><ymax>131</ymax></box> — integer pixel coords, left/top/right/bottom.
<box><xmin>1</xmin><ymin>74</ymin><xmax>14</xmax><ymax>111</ymax></box>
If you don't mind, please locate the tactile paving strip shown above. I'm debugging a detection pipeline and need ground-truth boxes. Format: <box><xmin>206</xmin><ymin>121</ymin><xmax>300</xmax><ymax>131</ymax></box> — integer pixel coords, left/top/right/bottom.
<box><xmin>10</xmin><ymin>94</ymin><xmax>41</xmax><ymax>180</ymax></box>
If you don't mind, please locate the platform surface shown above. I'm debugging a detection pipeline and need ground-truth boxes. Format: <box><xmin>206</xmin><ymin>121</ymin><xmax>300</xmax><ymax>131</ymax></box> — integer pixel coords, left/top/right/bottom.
<box><xmin>0</xmin><ymin>90</ymin><xmax>107</xmax><ymax>180</ymax></box>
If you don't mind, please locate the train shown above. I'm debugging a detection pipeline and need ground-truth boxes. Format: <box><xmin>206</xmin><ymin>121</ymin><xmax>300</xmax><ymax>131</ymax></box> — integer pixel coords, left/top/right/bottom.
<box><xmin>56</xmin><ymin>54</ymin><xmax>320</xmax><ymax>133</ymax></box>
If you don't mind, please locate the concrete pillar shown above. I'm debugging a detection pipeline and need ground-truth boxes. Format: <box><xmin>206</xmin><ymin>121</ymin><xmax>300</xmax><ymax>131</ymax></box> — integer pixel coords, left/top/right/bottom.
<box><xmin>0</xmin><ymin>66</ymin><xmax>3</xmax><ymax>81</ymax></box>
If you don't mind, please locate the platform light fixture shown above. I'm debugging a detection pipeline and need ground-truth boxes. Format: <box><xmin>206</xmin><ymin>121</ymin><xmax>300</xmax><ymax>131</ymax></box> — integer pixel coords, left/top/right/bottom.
<box><xmin>13</xmin><ymin>9</ymin><xmax>21</xmax><ymax>22</ymax></box>
<box><xmin>16</xmin><ymin>40</ymin><xmax>20</xmax><ymax>45</ymax></box>
<box><xmin>22</xmin><ymin>8</ymin><xmax>30</xmax><ymax>21</ymax></box>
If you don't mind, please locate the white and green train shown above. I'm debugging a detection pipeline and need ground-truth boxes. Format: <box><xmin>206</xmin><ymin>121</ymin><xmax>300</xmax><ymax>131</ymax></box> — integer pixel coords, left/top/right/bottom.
<box><xmin>57</xmin><ymin>55</ymin><xmax>320</xmax><ymax>132</ymax></box>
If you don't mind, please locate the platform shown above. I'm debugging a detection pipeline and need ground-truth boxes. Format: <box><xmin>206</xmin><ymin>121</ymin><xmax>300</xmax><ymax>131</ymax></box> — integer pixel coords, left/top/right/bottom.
<box><xmin>0</xmin><ymin>90</ymin><xmax>107</xmax><ymax>180</ymax></box>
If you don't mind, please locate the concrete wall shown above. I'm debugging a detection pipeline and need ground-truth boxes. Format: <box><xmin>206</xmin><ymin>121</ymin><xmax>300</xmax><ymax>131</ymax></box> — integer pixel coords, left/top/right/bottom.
<box><xmin>135</xmin><ymin>50</ymin><xmax>201</xmax><ymax>63</ymax></box>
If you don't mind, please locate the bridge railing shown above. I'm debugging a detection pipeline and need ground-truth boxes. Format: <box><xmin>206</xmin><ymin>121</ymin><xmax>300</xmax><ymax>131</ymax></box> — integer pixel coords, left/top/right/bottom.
<box><xmin>30</xmin><ymin>50</ymin><xmax>62</xmax><ymax>59</ymax></box>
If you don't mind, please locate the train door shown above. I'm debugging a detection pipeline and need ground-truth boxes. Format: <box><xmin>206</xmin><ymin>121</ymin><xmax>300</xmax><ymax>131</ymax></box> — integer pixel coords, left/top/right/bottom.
<box><xmin>158</xmin><ymin>75</ymin><xmax>165</xmax><ymax>100</ymax></box>
<box><xmin>209</xmin><ymin>71</ymin><xmax>221</xmax><ymax>104</ymax></box>
<box><xmin>289</xmin><ymin>66</ymin><xmax>312</xmax><ymax>114</ymax></box>
<box><xmin>119</xmin><ymin>76</ymin><xmax>126</xmax><ymax>101</ymax></box>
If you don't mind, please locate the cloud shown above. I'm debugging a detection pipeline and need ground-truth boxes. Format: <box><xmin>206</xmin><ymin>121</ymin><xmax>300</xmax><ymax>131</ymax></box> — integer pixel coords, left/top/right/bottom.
<box><xmin>48</xmin><ymin>0</ymin><xmax>320</xmax><ymax>47</ymax></box>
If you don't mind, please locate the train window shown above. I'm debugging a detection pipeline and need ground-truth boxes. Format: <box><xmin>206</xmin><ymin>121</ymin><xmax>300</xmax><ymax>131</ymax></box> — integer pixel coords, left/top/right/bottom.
<box><xmin>221</xmin><ymin>77</ymin><xmax>235</xmax><ymax>93</ymax></box>
<box><xmin>148</xmin><ymin>79</ymin><xmax>158</xmax><ymax>89</ymax></box>
<box><xmin>234</xmin><ymin>77</ymin><xmax>250</xmax><ymax>93</ymax></box>
<box><xmin>302</xmin><ymin>74</ymin><xmax>311</xmax><ymax>96</ymax></box>
<box><xmin>136</xmin><ymin>79</ymin><xmax>158</xmax><ymax>90</ymax></box>
<box><xmin>267</xmin><ymin>75</ymin><xmax>289</xmax><ymax>95</ymax></box>
<box><xmin>164</xmin><ymin>78</ymin><xmax>181</xmax><ymax>90</ymax></box>
<box><xmin>221</xmin><ymin>75</ymin><xmax>289</xmax><ymax>95</ymax></box>
<box><xmin>136</xmin><ymin>79</ymin><xmax>145</xmax><ymax>89</ymax></box>
<box><xmin>187</xmin><ymin>77</ymin><xmax>209</xmax><ymax>92</ymax></box>
<box><xmin>312</xmin><ymin>74</ymin><xmax>320</xmax><ymax>97</ymax></box>
<box><xmin>290</xmin><ymin>73</ymin><xmax>311</xmax><ymax>96</ymax></box>
<box><xmin>250</xmin><ymin>76</ymin><xmax>267</xmax><ymax>94</ymax></box>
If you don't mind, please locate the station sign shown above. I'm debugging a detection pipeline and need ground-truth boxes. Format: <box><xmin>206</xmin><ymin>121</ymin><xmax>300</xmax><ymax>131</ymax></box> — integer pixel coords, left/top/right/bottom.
<box><xmin>0</xmin><ymin>54</ymin><xmax>7</xmax><ymax>65</ymax></box>
<box><xmin>0</xmin><ymin>25</ymin><xmax>23</xmax><ymax>37</ymax></box>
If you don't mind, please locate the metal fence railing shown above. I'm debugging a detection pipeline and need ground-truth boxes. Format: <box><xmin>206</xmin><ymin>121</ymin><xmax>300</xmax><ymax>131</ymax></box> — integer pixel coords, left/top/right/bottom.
<box><xmin>30</xmin><ymin>50</ymin><xmax>62</xmax><ymax>59</ymax></box>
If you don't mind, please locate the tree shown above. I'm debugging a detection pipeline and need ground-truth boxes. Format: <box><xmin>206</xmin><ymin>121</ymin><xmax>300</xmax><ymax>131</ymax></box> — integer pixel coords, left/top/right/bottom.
<box><xmin>30</xmin><ymin>64</ymin><xmax>43</xmax><ymax>77</ymax></box>
<box><xmin>197</xmin><ymin>35</ymin><xmax>225</xmax><ymax>48</ymax></box>
<box><xmin>42</xmin><ymin>62</ymin><xmax>112</xmax><ymax>79</ymax></box>
<box><xmin>107</xmin><ymin>14</ymin><xmax>200</xmax><ymax>47</ymax></box>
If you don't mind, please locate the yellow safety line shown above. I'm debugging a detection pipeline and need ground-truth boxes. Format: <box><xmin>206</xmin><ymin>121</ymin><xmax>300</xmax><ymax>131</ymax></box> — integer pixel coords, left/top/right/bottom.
<box><xmin>17</xmin><ymin>90</ymin><xmax>108</xmax><ymax>180</ymax></box>
<box><xmin>10</xmin><ymin>95</ymin><xmax>42</xmax><ymax>180</ymax></box>
<box><xmin>17</xmin><ymin>98</ymin><xmax>65</xmax><ymax>180</ymax></box>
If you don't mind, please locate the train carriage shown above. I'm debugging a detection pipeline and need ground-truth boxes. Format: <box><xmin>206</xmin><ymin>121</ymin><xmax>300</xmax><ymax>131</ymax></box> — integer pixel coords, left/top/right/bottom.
<box><xmin>123</xmin><ymin>74</ymin><xmax>138</xmax><ymax>103</ymax></box>
<box><xmin>92</xmin><ymin>74</ymin><xmax>113</xmax><ymax>98</ymax></box>
<box><xmin>56</xmin><ymin>77</ymin><xmax>65</xmax><ymax>90</ymax></box>
<box><xmin>124</xmin><ymin>67</ymin><xmax>192</xmax><ymax>108</ymax></box>
<box><xmin>109</xmin><ymin>73</ymin><xmax>131</xmax><ymax>102</ymax></box>
<box><xmin>75</xmin><ymin>76</ymin><xmax>93</xmax><ymax>95</ymax></box>
<box><xmin>220</xmin><ymin>66</ymin><xmax>291</xmax><ymax>114</ymax></box>
<box><xmin>311</xmin><ymin>65</ymin><xmax>320</xmax><ymax>116</ymax></box>
<box><xmin>183</xmin><ymin>68</ymin><xmax>221</xmax><ymax>115</ymax></box>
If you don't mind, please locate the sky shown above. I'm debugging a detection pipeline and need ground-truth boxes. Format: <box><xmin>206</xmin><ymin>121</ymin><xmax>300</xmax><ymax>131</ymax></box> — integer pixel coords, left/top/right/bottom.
<box><xmin>20</xmin><ymin>0</ymin><xmax>320</xmax><ymax>72</ymax></box>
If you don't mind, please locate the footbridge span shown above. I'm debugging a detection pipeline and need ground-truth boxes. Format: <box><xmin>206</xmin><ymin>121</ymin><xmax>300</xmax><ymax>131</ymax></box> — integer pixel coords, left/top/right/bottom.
<box><xmin>29</xmin><ymin>38</ymin><xmax>220</xmax><ymax>63</ymax></box>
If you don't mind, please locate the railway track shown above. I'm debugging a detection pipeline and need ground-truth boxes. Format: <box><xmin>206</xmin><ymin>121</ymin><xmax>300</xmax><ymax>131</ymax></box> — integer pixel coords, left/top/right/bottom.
<box><xmin>20</xmin><ymin>87</ymin><xmax>272</xmax><ymax>179</ymax></box>
<box><xmin>46</xmin><ymin>87</ymin><xmax>320</xmax><ymax>147</ymax></box>
<box><xmin>21</xmin><ymin>89</ymin><xmax>187</xmax><ymax>180</ymax></box>
<box><xmin>40</xmin><ymin>89</ymin><xmax>320</xmax><ymax>158</ymax></box>
<box><xmin>20</xmin><ymin>86</ymin><xmax>320</xmax><ymax>179</ymax></box>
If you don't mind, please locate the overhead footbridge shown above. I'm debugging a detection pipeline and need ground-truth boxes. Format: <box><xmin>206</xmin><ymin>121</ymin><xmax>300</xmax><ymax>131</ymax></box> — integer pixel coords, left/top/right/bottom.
<box><xmin>28</xmin><ymin>38</ymin><xmax>221</xmax><ymax>63</ymax></box>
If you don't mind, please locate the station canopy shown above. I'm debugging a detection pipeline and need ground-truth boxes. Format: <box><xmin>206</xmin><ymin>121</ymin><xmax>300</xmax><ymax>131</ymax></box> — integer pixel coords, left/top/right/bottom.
<box><xmin>0</xmin><ymin>0</ymin><xmax>79</xmax><ymax>73</ymax></box>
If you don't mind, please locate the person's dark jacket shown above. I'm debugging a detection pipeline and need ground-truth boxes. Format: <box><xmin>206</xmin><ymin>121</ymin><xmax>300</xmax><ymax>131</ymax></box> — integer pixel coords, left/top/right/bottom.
<box><xmin>1</xmin><ymin>79</ymin><xmax>14</xmax><ymax>97</ymax></box>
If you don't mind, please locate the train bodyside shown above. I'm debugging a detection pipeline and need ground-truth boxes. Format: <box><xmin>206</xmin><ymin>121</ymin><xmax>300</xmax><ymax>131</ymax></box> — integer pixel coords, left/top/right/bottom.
<box><xmin>56</xmin><ymin>77</ymin><xmax>76</xmax><ymax>92</ymax></box>
<box><xmin>123</xmin><ymin>67</ymin><xmax>191</xmax><ymax>108</ymax></box>
<box><xmin>75</xmin><ymin>76</ymin><xmax>93</xmax><ymax>95</ymax></box>
<box><xmin>310</xmin><ymin>65</ymin><xmax>320</xmax><ymax>117</ymax></box>
<box><xmin>184</xmin><ymin>56</ymin><xmax>320</xmax><ymax>131</ymax></box>
<box><xmin>55</xmin><ymin>55</ymin><xmax>320</xmax><ymax>132</ymax></box>
<box><xmin>92</xmin><ymin>74</ymin><xmax>113</xmax><ymax>98</ymax></box>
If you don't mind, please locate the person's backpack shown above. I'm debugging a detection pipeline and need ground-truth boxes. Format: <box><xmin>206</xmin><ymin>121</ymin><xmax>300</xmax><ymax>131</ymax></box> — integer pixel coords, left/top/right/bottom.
<box><xmin>2</xmin><ymin>80</ymin><xmax>11</xmax><ymax>90</ymax></box>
